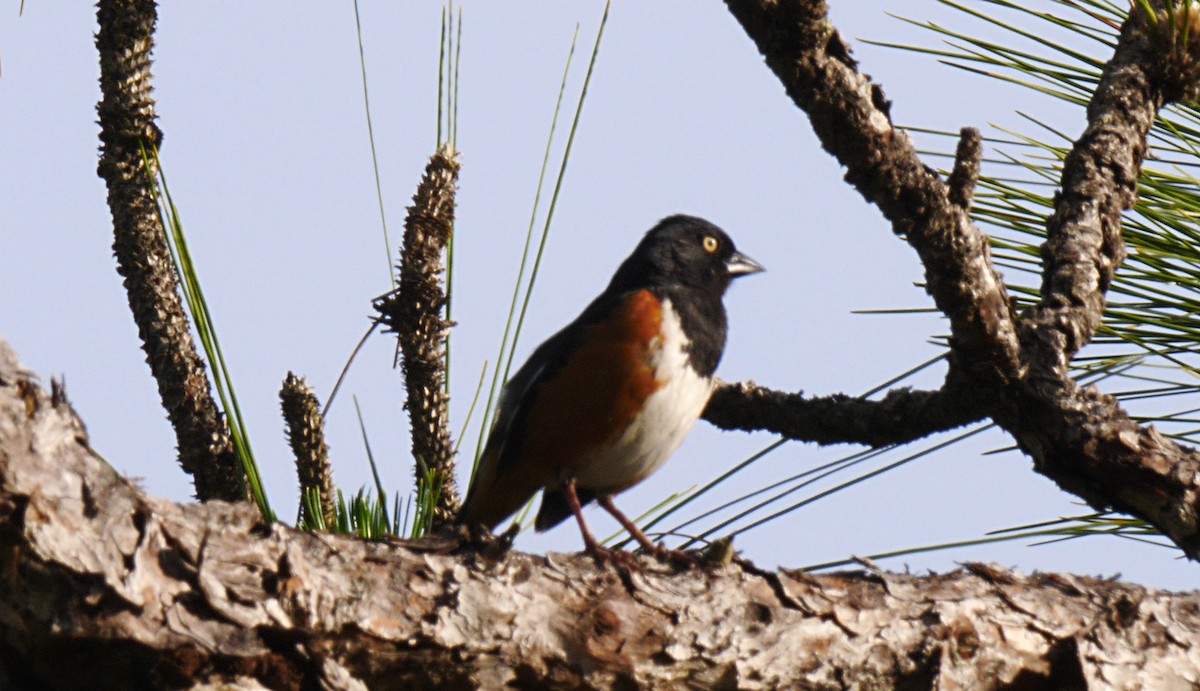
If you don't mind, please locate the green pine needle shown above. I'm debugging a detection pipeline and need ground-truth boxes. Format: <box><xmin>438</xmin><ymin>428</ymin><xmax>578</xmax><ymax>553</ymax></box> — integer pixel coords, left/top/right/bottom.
<box><xmin>141</xmin><ymin>145</ymin><xmax>274</xmax><ymax>523</ymax></box>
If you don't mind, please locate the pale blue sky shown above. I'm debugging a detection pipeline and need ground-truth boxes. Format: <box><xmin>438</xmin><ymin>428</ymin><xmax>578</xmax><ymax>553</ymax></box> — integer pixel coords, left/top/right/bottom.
<box><xmin>3</xmin><ymin>2</ymin><xmax>1192</xmax><ymax>589</ymax></box>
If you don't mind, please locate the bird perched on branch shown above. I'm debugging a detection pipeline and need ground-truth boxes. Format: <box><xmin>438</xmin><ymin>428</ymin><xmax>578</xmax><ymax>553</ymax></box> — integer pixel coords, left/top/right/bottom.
<box><xmin>458</xmin><ymin>214</ymin><xmax>763</xmax><ymax>563</ymax></box>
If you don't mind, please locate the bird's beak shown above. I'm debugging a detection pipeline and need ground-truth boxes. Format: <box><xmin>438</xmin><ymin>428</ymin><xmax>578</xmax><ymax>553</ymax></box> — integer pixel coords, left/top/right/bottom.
<box><xmin>726</xmin><ymin>251</ymin><xmax>765</xmax><ymax>277</ymax></box>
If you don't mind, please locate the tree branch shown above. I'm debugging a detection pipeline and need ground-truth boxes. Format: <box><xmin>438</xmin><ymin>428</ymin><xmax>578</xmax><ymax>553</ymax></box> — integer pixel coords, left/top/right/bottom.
<box><xmin>0</xmin><ymin>336</ymin><xmax>1196</xmax><ymax>688</ymax></box>
<box><xmin>703</xmin><ymin>380</ymin><xmax>986</xmax><ymax>447</ymax></box>
<box><xmin>947</xmin><ymin>127</ymin><xmax>982</xmax><ymax>211</ymax></box>
<box><xmin>96</xmin><ymin>0</ymin><xmax>245</xmax><ymax>502</ymax></box>
<box><xmin>1020</xmin><ymin>9</ymin><xmax>1165</xmax><ymax>374</ymax></box>
<box><xmin>1000</xmin><ymin>8</ymin><xmax>1200</xmax><ymax>557</ymax></box>
<box><xmin>722</xmin><ymin>0</ymin><xmax>1023</xmax><ymax>389</ymax></box>
<box><xmin>718</xmin><ymin>0</ymin><xmax>1200</xmax><ymax>558</ymax></box>
<box><xmin>373</xmin><ymin>145</ymin><xmax>462</xmax><ymax>528</ymax></box>
<box><xmin>281</xmin><ymin>372</ymin><xmax>335</xmax><ymax>528</ymax></box>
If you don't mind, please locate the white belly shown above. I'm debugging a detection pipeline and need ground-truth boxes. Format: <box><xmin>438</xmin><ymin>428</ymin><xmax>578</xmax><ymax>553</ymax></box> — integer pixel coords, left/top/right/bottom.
<box><xmin>574</xmin><ymin>299</ymin><xmax>714</xmax><ymax>492</ymax></box>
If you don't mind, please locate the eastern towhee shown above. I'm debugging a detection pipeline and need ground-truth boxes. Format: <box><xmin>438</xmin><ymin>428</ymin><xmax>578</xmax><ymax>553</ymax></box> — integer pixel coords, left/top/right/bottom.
<box><xmin>458</xmin><ymin>214</ymin><xmax>762</xmax><ymax>562</ymax></box>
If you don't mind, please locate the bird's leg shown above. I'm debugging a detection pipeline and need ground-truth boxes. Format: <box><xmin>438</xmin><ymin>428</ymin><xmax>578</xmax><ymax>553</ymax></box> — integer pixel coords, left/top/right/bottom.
<box><xmin>597</xmin><ymin>496</ymin><xmax>698</xmax><ymax>566</ymax></box>
<box><xmin>563</xmin><ymin>480</ymin><xmax>636</xmax><ymax>567</ymax></box>
<box><xmin>562</xmin><ymin>480</ymin><xmax>602</xmax><ymax>553</ymax></box>
<box><xmin>596</xmin><ymin>495</ymin><xmax>662</xmax><ymax>555</ymax></box>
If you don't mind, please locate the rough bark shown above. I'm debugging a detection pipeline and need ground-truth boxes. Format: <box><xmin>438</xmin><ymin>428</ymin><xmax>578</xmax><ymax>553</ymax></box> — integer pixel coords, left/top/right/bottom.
<box><xmin>704</xmin><ymin>380</ymin><xmax>987</xmax><ymax>447</ymax></box>
<box><xmin>999</xmin><ymin>8</ymin><xmax>1200</xmax><ymax>557</ymax></box>
<box><xmin>96</xmin><ymin>0</ymin><xmax>245</xmax><ymax>502</ymax></box>
<box><xmin>1</xmin><ymin>337</ymin><xmax>1198</xmax><ymax>689</ymax></box>
<box><xmin>44</xmin><ymin>1</ymin><xmax>1200</xmax><ymax>687</ymax></box>
<box><xmin>710</xmin><ymin>0</ymin><xmax>1200</xmax><ymax>559</ymax></box>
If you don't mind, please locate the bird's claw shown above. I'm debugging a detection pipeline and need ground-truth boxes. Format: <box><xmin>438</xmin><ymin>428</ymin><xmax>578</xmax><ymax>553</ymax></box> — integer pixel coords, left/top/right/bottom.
<box><xmin>585</xmin><ymin>543</ymin><xmax>644</xmax><ymax>570</ymax></box>
<box><xmin>657</xmin><ymin>548</ymin><xmax>703</xmax><ymax>568</ymax></box>
<box><xmin>585</xmin><ymin>542</ymin><xmax>705</xmax><ymax>570</ymax></box>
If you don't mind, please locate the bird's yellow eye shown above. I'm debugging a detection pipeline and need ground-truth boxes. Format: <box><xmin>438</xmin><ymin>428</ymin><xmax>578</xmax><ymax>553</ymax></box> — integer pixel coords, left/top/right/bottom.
<box><xmin>702</xmin><ymin>235</ymin><xmax>719</xmax><ymax>253</ymax></box>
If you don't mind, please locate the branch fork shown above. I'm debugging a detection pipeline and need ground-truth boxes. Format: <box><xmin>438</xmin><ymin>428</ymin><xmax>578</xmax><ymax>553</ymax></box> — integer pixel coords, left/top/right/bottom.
<box><xmin>714</xmin><ymin>0</ymin><xmax>1200</xmax><ymax>557</ymax></box>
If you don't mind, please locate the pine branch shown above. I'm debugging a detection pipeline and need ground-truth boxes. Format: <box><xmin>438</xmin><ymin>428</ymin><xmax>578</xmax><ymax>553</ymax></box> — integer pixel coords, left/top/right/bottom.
<box><xmin>280</xmin><ymin>372</ymin><xmax>335</xmax><ymax>528</ymax></box>
<box><xmin>374</xmin><ymin>145</ymin><xmax>462</xmax><ymax>529</ymax></box>
<box><xmin>703</xmin><ymin>380</ymin><xmax>986</xmax><ymax>447</ymax></box>
<box><xmin>720</xmin><ymin>0</ymin><xmax>1200</xmax><ymax>557</ymax></box>
<box><xmin>0</xmin><ymin>336</ymin><xmax>1196</xmax><ymax>688</ymax></box>
<box><xmin>95</xmin><ymin>0</ymin><xmax>244</xmax><ymax>502</ymax></box>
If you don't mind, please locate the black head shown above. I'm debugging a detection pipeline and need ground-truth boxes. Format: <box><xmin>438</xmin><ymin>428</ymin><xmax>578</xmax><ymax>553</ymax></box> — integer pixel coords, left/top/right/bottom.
<box><xmin>607</xmin><ymin>214</ymin><xmax>763</xmax><ymax>295</ymax></box>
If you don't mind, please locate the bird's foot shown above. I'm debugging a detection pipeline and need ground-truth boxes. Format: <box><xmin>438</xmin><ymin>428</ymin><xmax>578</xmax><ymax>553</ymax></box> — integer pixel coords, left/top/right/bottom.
<box><xmin>585</xmin><ymin>542</ymin><xmax>643</xmax><ymax>570</ymax></box>
<box><xmin>649</xmin><ymin>537</ymin><xmax>736</xmax><ymax>569</ymax></box>
<box><xmin>655</xmin><ymin>548</ymin><xmax>703</xmax><ymax>568</ymax></box>
<box><xmin>453</xmin><ymin>521</ymin><xmax>519</xmax><ymax>559</ymax></box>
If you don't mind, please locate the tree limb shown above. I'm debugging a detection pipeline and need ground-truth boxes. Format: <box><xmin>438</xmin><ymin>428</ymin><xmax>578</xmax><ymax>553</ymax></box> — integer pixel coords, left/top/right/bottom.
<box><xmin>281</xmin><ymin>373</ymin><xmax>335</xmax><ymax>528</ymax></box>
<box><xmin>722</xmin><ymin>0</ymin><xmax>1023</xmax><ymax>388</ymax></box>
<box><xmin>703</xmin><ymin>380</ymin><xmax>986</xmax><ymax>447</ymax></box>
<box><xmin>96</xmin><ymin>0</ymin><xmax>245</xmax><ymax>502</ymax></box>
<box><xmin>1</xmin><ymin>336</ymin><xmax>1198</xmax><ymax>688</ymax></box>
<box><xmin>719</xmin><ymin>0</ymin><xmax>1200</xmax><ymax>557</ymax></box>
<box><xmin>374</xmin><ymin>146</ymin><xmax>463</xmax><ymax>528</ymax></box>
<box><xmin>997</xmin><ymin>8</ymin><xmax>1200</xmax><ymax>557</ymax></box>
<box><xmin>1020</xmin><ymin>8</ymin><xmax>1164</xmax><ymax>373</ymax></box>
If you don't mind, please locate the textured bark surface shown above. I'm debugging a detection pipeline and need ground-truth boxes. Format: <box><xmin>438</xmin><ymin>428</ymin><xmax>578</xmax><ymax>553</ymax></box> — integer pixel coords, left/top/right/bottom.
<box><xmin>704</xmin><ymin>380</ymin><xmax>986</xmax><ymax>447</ymax></box>
<box><xmin>1</xmin><ymin>337</ymin><xmax>1198</xmax><ymax>689</ymax></box>
<box><xmin>709</xmin><ymin>0</ymin><xmax>1200</xmax><ymax>560</ymax></box>
<box><xmin>55</xmin><ymin>1</ymin><xmax>1200</xmax><ymax>687</ymax></box>
<box><xmin>95</xmin><ymin>0</ymin><xmax>245</xmax><ymax>502</ymax></box>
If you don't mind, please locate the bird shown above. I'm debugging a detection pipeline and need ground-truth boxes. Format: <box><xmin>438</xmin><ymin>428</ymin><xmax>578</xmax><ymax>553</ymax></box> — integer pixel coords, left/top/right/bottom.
<box><xmin>457</xmin><ymin>214</ymin><xmax>763</xmax><ymax>563</ymax></box>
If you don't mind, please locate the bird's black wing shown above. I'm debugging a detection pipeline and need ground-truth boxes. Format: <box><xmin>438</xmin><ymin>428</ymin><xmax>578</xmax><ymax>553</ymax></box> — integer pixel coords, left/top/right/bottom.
<box><xmin>458</xmin><ymin>290</ymin><xmax>624</xmax><ymax>527</ymax></box>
